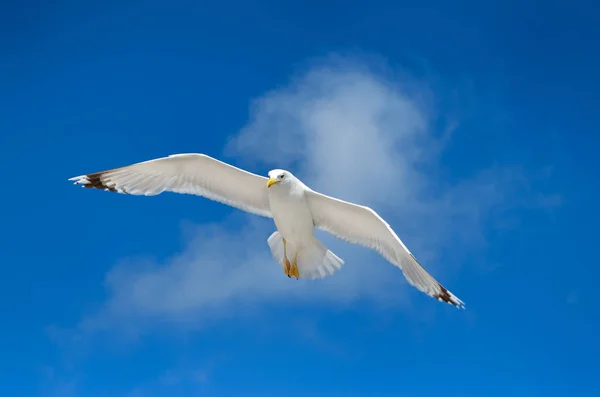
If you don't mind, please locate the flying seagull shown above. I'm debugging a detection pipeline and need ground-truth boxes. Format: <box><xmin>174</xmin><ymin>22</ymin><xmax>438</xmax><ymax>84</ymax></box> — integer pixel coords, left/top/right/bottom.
<box><xmin>69</xmin><ymin>153</ymin><xmax>465</xmax><ymax>308</ymax></box>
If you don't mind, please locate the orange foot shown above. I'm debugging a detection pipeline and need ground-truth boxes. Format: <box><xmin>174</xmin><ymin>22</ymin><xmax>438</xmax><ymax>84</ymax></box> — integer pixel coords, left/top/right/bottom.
<box><xmin>283</xmin><ymin>238</ymin><xmax>292</xmax><ymax>278</ymax></box>
<box><xmin>284</xmin><ymin>257</ymin><xmax>292</xmax><ymax>278</ymax></box>
<box><xmin>289</xmin><ymin>261</ymin><xmax>299</xmax><ymax>280</ymax></box>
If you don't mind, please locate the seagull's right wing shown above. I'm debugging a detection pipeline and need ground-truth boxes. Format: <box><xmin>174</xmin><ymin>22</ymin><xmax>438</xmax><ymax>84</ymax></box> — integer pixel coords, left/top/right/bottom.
<box><xmin>69</xmin><ymin>153</ymin><xmax>272</xmax><ymax>218</ymax></box>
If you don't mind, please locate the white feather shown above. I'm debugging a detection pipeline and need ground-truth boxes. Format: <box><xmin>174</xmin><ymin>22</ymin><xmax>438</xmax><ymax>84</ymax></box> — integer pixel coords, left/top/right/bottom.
<box><xmin>69</xmin><ymin>153</ymin><xmax>272</xmax><ymax>218</ymax></box>
<box><xmin>304</xmin><ymin>189</ymin><xmax>465</xmax><ymax>308</ymax></box>
<box><xmin>267</xmin><ymin>231</ymin><xmax>344</xmax><ymax>279</ymax></box>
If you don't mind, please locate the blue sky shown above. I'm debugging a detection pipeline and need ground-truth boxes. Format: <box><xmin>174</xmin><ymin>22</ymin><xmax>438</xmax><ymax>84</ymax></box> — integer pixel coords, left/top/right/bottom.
<box><xmin>1</xmin><ymin>0</ymin><xmax>599</xmax><ymax>396</ymax></box>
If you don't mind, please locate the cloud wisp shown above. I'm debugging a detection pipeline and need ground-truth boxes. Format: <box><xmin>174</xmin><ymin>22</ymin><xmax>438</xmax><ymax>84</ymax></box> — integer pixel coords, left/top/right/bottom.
<box><xmin>80</xmin><ymin>56</ymin><xmax>537</xmax><ymax>332</ymax></box>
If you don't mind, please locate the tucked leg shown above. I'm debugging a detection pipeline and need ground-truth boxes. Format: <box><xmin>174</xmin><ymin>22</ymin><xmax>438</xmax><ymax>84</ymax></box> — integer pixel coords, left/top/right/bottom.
<box><xmin>283</xmin><ymin>238</ymin><xmax>291</xmax><ymax>277</ymax></box>
<box><xmin>289</xmin><ymin>253</ymin><xmax>299</xmax><ymax>280</ymax></box>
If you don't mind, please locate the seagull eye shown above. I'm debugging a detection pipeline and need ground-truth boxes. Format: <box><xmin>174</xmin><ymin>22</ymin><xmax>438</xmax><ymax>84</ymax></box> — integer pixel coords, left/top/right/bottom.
<box><xmin>279</xmin><ymin>174</ymin><xmax>284</xmax><ymax>179</ymax></box>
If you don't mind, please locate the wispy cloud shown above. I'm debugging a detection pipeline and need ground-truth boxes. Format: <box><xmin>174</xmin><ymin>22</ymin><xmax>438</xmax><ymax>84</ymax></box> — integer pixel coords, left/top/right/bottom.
<box><xmin>124</xmin><ymin>365</ymin><xmax>212</xmax><ymax>397</ymax></box>
<box><xmin>37</xmin><ymin>365</ymin><xmax>79</xmax><ymax>397</ymax></box>
<box><xmin>79</xmin><ymin>55</ymin><xmax>553</xmax><ymax>332</ymax></box>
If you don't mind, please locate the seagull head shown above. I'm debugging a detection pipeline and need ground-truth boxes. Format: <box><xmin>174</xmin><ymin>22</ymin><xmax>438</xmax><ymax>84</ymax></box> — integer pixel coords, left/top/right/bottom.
<box><xmin>267</xmin><ymin>169</ymin><xmax>294</xmax><ymax>188</ymax></box>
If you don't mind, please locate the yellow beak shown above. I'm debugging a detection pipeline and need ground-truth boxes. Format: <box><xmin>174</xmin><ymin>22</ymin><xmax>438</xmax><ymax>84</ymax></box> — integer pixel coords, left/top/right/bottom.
<box><xmin>267</xmin><ymin>177</ymin><xmax>279</xmax><ymax>188</ymax></box>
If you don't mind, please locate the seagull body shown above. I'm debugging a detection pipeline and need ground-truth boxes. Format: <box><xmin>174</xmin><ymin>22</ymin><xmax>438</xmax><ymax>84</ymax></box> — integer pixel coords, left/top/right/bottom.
<box><xmin>69</xmin><ymin>153</ymin><xmax>465</xmax><ymax>308</ymax></box>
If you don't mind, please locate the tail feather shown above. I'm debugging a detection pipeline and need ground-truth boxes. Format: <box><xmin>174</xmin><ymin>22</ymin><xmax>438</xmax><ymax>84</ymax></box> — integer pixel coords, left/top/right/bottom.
<box><xmin>267</xmin><ymin>231</ymin><xmax>344</xmax><ymax>279</ymax></box>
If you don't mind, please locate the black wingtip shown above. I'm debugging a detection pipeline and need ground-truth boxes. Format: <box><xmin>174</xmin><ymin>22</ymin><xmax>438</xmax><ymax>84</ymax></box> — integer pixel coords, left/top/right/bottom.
<box><xmin>435</xmin><ymin>285</ymin><xmax>465</xmax><ymax>309</ymax></box>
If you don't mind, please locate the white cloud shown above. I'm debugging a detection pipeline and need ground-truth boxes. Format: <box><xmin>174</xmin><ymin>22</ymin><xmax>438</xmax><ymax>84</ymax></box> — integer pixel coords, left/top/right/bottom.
<box><xmin>80</xmin><ymin>55</ymin><xmax>543</xmax><ymax>331</ymax></box>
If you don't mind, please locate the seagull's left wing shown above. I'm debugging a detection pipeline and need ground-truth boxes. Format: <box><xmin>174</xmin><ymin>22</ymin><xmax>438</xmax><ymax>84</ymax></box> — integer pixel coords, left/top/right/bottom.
<box><xmin>305</xmin><ymin>190</ymin><xmax>464</xmax><ymax>308</ymax></box>
<box><xmin>69</xmin><ymin>153</ymin><xmax>272</xmax><ymax>217</ymax></box>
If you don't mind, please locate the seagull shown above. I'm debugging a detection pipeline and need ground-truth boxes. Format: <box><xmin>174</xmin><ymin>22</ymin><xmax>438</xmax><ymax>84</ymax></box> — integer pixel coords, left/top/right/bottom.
<box><xmin>69</xmin><ymin>153</ymin><xmax>465</xmax><ymax>308</ymax></box>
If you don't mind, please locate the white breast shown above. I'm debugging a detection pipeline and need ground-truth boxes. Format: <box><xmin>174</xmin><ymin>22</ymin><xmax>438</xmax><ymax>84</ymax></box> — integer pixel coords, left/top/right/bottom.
<box><xmin>268</xmin><ymin>184</ymin><xmax>315</xmax><ymax>245</ymax></box>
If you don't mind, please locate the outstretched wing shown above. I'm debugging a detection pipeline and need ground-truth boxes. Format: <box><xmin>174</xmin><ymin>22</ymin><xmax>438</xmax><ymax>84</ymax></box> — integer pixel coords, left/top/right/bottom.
<box><xmin>69</xmin><ymin>153</ymin><xmax>272</xmax><ymax>217</ymax></box>
<box><xmin>305</xmin><ymin>190</ymin><xmax>464</xmax><ymax>308</ymax></box>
